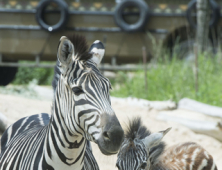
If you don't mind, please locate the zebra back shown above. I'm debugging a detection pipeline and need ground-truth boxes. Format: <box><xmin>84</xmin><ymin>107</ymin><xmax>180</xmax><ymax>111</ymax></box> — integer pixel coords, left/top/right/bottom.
<box><xmin>153</xmin><ymin>142</ymin><xmax>218</xmax><ymax>170</ymax></box>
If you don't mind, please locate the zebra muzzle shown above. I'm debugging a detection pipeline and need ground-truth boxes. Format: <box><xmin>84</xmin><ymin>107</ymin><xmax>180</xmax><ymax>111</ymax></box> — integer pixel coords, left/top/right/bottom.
<box><xmin>97</xmin><ymin>114</ymin><xmax>124</xmax><ymax>155</ymax></box>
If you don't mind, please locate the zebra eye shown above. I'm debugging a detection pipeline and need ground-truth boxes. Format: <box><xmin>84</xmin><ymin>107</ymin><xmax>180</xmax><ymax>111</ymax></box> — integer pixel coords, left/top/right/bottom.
<box><xmin>72</xmin><ymin>87</ymin><xmax>84</xmax><ymax>95</ymax></box>
<box><xmin>140</xmin><ymin>162</ymin><xmax>147</xmax><ymax>169</ymax></box>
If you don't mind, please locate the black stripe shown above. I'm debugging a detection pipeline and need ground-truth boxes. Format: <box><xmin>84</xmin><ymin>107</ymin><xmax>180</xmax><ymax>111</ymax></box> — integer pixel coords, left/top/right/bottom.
<box><xmin>72</xmin><ymin>142</ymin><xmax>86</xmax><ymax>165</ymax></box>
<box><xmin>78</xmin><ymin>109</ymin><xmax>97</xmax><ymax>124</ymax></box>
<box><xmin>86</xmin><ymin>115</ymin><xmax>99</xmax><ymax>132</ymax></box>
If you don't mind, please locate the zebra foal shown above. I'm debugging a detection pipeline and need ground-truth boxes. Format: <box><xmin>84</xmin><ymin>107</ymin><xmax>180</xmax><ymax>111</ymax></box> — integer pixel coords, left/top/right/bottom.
<box><xmin>116</xmin><ymin>117</ymin><xmax>217</xmax><ymax>170</ymax></box>
<box><xmin>0</xmin><ymin>35</ymin><xmax>124</xmax><ymax>170</ymax></box>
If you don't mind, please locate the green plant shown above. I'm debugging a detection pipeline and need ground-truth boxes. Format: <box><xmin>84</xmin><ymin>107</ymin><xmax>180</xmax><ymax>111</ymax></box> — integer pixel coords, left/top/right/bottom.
<box><xmin>12</xmin><ymin>62</ymin><xmax>55</xmax><ymax>85</ymax></box>
<box><xmin>111</xmin><ymin>54</ymin><xmax>222</xmax><ymax>107</ymax></box>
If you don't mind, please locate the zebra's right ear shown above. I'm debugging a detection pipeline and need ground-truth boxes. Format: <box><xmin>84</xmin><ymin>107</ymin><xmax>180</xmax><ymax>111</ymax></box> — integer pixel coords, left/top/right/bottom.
<box><xmin>142</xmin><ymin>127</ymin><xmax>171</xmax><ymax>149</ymax></box>
<box><xmin>89</xmin><ymin>40</ymin><xmax>105</xmax><ymax>66</ymax></box>
<box><xmin>57</xmin><ymin>36</ymin><xmax>74</xmax><ymax>66</ymax></box>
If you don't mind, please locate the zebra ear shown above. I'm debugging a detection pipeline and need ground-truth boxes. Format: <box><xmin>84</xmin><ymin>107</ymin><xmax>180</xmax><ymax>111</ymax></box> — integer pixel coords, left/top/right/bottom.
<box><xmin>89</xmin><ymin>40</ymin><xmax>105</xmax><ymax>66</ymax></box>
<box><xmin>57</xmin><ymin>36</ymin><xmax>74</xmax><ymax>66</ymax></box>
<box><xmin>142</xmin><ymin>127</ymin><xmax>171</xmax><ymax>149</ymax></box>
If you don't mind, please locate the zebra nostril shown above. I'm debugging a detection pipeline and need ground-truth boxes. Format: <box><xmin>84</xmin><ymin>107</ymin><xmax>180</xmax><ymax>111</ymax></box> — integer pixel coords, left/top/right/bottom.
<box><xmin>103</xmin><ymin>131</ymin><xmax>110</xmax><ymax>141</ymax></box>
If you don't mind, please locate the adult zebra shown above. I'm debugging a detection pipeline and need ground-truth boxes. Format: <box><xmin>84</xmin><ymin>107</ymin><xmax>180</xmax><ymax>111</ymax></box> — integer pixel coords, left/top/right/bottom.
<box><xmin>51</xmin><ymin>42</ymin><xmax>99</xmax><ymax>170</ymax></box>
<box><xmin>0</xmin><ymin>35</ymin><xmax>124</xmax><ymax>170</ymax></box>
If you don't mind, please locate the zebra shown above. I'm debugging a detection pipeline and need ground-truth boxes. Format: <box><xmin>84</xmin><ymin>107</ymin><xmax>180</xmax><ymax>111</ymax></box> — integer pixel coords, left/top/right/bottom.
<box><xmin>0</xmin><ymin>34</ymin><xmax>124</xmax><ymax>170</ymax></box>
<box><xmin>116</xmin><ymin>117</ymin><xmax>218</xmax><ymax>170</ymax></box>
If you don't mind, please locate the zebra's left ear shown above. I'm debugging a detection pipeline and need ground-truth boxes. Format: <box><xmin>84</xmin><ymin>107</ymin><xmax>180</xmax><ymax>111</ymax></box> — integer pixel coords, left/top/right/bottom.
<box><xmin>89</xmin><ymin>40</ymin><xmax>105</xmax><ymax>66</ymax></box>
<box><xmin>57</xmin><ymin>36</ymin><xmax>74</xmax><ymax>66</ymax></box>
<box><xmin>142</xmin><ymin>127</ymin><xmax>171</xmax><ymax>149</ymax></box>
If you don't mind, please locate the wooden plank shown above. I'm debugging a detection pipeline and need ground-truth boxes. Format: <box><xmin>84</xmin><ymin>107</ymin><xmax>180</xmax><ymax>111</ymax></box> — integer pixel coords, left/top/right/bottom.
<box><xmin>157</xmin><ymin>111</ymin><xmax>222</xmax><ymax>142</ymax></box>
<box><xmin>178</xmin><ymin>98</ymin><xmax>222</xmax><ymax>118</ymax></box>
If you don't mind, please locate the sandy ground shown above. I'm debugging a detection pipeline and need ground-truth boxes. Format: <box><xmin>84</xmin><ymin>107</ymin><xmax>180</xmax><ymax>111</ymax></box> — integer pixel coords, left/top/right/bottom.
<box><xmin>0</xmin><ymin>93</ymin><xmax>221</xmax><ymax>169</ymax></box>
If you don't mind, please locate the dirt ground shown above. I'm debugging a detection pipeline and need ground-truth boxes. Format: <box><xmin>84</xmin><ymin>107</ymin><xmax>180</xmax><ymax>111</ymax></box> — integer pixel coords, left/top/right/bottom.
<box><xmin>0</xmin><ymin>93</ymin><xmax>221</xmax><ymax>169</ymax></box>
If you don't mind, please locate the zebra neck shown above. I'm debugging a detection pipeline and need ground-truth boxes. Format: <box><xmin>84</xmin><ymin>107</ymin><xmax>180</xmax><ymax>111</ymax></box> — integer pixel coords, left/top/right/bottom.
<box><xmin>42</xmin><ymin>90</ymin><xmax>87</xmax><ymax>169</ymax></box>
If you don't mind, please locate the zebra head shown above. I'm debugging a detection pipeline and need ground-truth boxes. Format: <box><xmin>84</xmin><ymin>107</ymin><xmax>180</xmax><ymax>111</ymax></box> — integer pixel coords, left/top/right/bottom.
<box><xmin>54</xmin><ymin>35</ymin><xmax>124</xmax><ymax>155</ymax></box>
<box><xmin>116</xmin><ymin>117</ymin><xmax>171</xmax><ymax>170</ymax></box>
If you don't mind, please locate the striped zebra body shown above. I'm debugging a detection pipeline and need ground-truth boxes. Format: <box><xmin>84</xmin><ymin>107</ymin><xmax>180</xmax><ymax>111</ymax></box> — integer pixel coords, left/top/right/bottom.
<box><xmin>116</xmin><ymin>117</ymin><xmax>217</xmax><ymax>170</ymax></box>
<box><xmin>0</xmin><ymin>113</ymin><xmax>50</xmax><ymax>169</ymax></box>
<box><xmin>0</xmin><ymin>113</ymin><xmax>98</xmax><ymax>170</ymax></box>
<box><xmin>0</xmin><ymin>35</ymin><xmax>124</xmax><ymax>170</ymax></box>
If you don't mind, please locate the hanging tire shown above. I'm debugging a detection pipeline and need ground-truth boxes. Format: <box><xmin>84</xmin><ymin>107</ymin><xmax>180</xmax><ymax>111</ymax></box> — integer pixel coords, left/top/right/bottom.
<box><xmin>186</xmin><ymin>0</ymin><xmax>220</xmax><ymax>29</ymax></box>
<box><xmin>0</xmin><ymin>66</ymin><xmax>17</xmax><ymax>86</ymax></box>
<box><xmin>114</xmin><ymin>0</ymin><xmax>149</xmax><ymax>32</ymax></box>
<box><xmin>35</xmin><ymin>0</ymin><xmax>69</xmax><ymax>32</ymax></box>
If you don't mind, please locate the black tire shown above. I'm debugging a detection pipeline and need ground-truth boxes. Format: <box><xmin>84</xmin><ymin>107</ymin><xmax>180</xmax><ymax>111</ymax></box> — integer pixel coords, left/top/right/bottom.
<box><xmin>114</xmin><ymin>0</ymin><xmax>149</xmax><ymax>32</ymax></box>
<box><xmin>186</xmin><ymin>0</ymin><xmax>220</xmax><ymax>29</ymax></box>
<box><xmin>35</xmin><ymin>0</ymin><xmax>69</xmax><ymax>32</ymax></box>
<box><xmin>0</xmin><ymin>66</ymin><xmax>18</xmax><ymax>86</ymax></box>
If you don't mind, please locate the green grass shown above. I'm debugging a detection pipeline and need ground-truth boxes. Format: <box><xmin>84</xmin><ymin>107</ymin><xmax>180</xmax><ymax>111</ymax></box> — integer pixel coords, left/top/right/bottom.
<box><xmin>111</xmin><ymin>54</ymin><xmax>222</xmax><ymax>107</ymax></box>
<box><xmin>12</xmin><ymin>62</ymin><xmax>54</xmax><ymax>85</ymax></box>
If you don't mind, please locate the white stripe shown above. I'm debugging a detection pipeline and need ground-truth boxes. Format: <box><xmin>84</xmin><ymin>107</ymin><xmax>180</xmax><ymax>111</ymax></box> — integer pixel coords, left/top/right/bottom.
<box><xmin>5</xmin><ymin>124</ymin><xmax>13</xmax><ymax>145</ymax></box>
<box><xmin>182</xmin><ymin>154</ymin><xmax>188</xmax><ymax>170</ymax></box>
<box><xmin>211</xmin><ymin>161</ymin><xmax>216</xmax><ymax>170</ymax></box>
<box><xmin>190</xmin><ymin>148</ymin><xmax>201</xmax><ymax>170</ymax></box>
<box><xmin>197</xmin><ymin>159</ymin><xmax>207</xmax><ymax>170</ymax></box>
<box><xmin>204</xmin><ymin>151</ymin><xmax>209</xmax><ymax>159</ymax></box>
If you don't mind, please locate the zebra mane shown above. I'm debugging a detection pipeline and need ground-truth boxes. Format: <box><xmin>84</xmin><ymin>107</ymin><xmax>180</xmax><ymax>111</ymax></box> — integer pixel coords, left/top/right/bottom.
<box><xmin>125</xmin><ymin>117</ymin><xmax>166</xmax><ymax>165</ymax></box>
<box><xmin>52</xmin><ymin>34</ymin><xmax>92</xmax><ymax>92</ymax></box>
<box><xmin>125</xmin><ymin>117</ymin><xmax>151</xmax><ymax>141</ymax></box>
<box><xmin>67</xmin><ymin>34</ymin><xmax>92</xmax><ymax>61</ymax></box>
